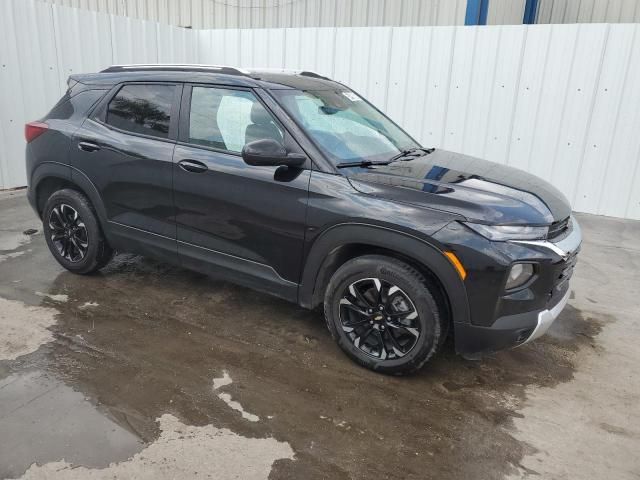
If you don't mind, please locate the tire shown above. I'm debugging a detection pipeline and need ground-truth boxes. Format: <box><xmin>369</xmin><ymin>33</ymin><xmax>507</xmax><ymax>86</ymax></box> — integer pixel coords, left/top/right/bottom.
<box><xmin>42</xmin><ymin>188</ymin><xmax>114</xmax><ymax>274</ymax></box>
<box><xmin>324</xmin><ymin>255</ymin><xmax>446</xmax><ymax>375</ymax></box>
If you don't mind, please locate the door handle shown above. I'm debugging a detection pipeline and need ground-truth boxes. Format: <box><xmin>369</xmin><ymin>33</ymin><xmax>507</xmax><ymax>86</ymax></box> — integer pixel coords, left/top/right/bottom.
<box><xmin>178</xmin><ymin>159</ymin><xmax>208</xmax><ymax>173</ymax></box>
<box><xmin>78</xmin><ymin>141</ymin><xmax>101</xmax><ymax>152</ymax></box>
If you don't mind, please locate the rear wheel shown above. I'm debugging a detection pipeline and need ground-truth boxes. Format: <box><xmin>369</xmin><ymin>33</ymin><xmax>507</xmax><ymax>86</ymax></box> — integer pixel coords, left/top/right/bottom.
<box><xmin>42</xmin><ymin>189</ymin><xmax>114</xmax><ymax>274</ymax></box>
<box><xmin>324</xmin><ymin>255</ymin><xmax>446</xmax><ymax>375</ymax></box>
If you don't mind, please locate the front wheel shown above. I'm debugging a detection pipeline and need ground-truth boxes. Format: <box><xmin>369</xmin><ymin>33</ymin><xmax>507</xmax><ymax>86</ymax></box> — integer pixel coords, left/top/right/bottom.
<box><xmin>324</xmin><ymin>255</ymin><xmax>446</xmax><ymax>375</ymax></box>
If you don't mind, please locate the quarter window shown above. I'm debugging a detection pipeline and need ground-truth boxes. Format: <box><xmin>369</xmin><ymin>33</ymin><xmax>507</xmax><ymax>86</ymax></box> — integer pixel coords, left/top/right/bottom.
<box><xmin>106</xmin><ymin>84</ymin><xmax>175</xmax><ymax>139</ymax></box>
<box><xmin>188</xmin><ymin>87</ymin><xmax>283</xmax><ymax>153</ymax></box>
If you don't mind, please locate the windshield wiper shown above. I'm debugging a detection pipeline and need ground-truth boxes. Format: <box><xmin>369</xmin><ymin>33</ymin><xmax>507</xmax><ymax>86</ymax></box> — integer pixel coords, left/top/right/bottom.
<box><xmin>389</xmin><ymin>147</ymin><xmax>435</xmax><ymax>162</ymax></box>
<box><xmin>336</xmin><ymin>148</ymin><xmax>435</xmax><ymax>169</ymax></box>
<box><xmin>336</xmin><ymin>160</ymin><xmax>393</xmax><ymax>169</ymax></box>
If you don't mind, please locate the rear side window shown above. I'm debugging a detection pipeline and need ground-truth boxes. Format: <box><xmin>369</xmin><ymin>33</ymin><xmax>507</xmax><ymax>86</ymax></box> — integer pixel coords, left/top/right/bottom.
<box><xmin>188</xmin><ymin>86</ymin><xmax>283</xmax><ymax>153</ymax></box>
<box><xmin>106</xmin><ymin>84</ymin><xmax>175</xmax><ymax>139</ymax></box>
<box><xmin>46</xmin><ymin>89</ymin><xmax>107</xmax><ymax>122</ymax></box>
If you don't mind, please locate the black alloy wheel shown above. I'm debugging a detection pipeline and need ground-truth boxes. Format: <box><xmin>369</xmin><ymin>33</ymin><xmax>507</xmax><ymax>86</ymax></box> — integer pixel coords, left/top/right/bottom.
<box><xmin>42</xmin><ymin>189</ymin><xmax>114</xmax><ymax>274</ymax></box>
<box><xmin>339</xmin><ymin>277</ymin><xmax>421</xmax><ymax>360</ymax></box>
<box><xmin>48</xmin><ymin>203</ymin><xmax>89</xmax><ymax>263</ymax></box>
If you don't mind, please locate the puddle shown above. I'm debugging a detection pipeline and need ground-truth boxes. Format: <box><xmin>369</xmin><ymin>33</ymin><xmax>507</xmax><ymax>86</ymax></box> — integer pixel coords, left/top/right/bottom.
<box><xmin>1</xmin><ymin>371</ymin><xmax>292</xmax><ymax>480</ymax></box>
<box><xmin>0</xmin><ymin>371</ymin><xmax>143</xmax><ymax>479</ymax></box>
<box><xmin>12</xmin><ymin>412</ymin><xmax>292</xmax><ymax>480</ymax></box>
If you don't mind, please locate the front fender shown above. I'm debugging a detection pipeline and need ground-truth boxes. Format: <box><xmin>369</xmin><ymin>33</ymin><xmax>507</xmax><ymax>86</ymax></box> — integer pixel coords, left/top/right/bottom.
<box><xmin>298</xmin><ymin>223</ymin><xmax>470</xmax><ymax>326</ymax></box>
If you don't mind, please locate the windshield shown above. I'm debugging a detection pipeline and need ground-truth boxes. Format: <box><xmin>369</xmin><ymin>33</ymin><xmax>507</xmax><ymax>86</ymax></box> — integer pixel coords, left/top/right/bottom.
<box><xmin>273</xmin><ymin>89</ymin><xmax>420</xmax><ymax>165</ymax></box>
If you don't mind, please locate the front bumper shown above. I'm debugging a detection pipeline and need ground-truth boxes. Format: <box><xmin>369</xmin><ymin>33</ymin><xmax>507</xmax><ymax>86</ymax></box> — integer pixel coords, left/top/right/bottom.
<box><xmin>451</xmin><ymin>216</ymin><xmax>582</xmax><ymax>356</ymax></box>
<box><xmin>453</xmin><ymin>282</ymin><xmax>571</xmax><ymax>356</ymax></box>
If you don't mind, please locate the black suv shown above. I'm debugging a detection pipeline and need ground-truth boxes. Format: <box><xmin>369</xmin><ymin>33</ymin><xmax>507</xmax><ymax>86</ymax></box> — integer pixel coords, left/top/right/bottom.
<box><xmin>26</xmin><ymin>65</ymin><xmax>581</xmax><ymax>374</ymax></box>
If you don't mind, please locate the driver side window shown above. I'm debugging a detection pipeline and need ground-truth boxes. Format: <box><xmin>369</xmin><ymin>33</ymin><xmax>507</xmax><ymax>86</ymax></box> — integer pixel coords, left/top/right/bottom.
<box><xmin>188</xmin><ymin>87</ymin><xmax>283</xmax><ymax>153</ymax></box>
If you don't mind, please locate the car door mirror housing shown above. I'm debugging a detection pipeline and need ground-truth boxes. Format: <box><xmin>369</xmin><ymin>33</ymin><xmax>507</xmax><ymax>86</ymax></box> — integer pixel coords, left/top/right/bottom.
<box><xmin>242</xmin><ymin>139</ymin><xmax>306</xmax><ymax>168</ymax></box>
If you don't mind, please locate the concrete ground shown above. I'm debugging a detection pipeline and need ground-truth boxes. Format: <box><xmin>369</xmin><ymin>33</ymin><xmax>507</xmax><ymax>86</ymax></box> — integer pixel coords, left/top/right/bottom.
<box><xmin>0</xmin><ymin>188</ymin><xmax>639</xmax><ymax>480</ymax></box>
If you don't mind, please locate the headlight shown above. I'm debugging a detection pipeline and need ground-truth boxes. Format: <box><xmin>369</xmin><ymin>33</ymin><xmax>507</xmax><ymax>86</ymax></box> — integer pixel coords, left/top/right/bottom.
<box><xmin>505</xmin><ymin>263</ymin><xmax>534</xmax><ymax>290</ymax></box>
<box><xmin>463</xmin><ymin>222</ymin><xmax>548</xmax><ymax>241</ymax></box>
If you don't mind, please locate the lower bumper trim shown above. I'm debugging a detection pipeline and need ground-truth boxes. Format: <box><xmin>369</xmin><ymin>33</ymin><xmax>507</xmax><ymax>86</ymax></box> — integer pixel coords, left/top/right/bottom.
<box><xmin>522</xmin><ymin>288</ymin><xmax>571</xmax><ymax>344</ymax></box>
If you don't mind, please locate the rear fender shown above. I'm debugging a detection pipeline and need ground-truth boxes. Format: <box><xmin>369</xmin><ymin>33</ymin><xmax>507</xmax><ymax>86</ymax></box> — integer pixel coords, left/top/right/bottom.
<box><xmin>28</xmin><ymin>163</ymin><xmax>109</xmax><ymax>234</ymax></box>
<box><xmin>28</xmin><ymin>162</ymin><xmax>72</xmax><ymax>216</ymax></box>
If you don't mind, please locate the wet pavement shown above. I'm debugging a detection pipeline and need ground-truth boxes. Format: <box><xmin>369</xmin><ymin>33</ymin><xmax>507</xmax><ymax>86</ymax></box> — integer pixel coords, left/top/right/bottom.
<box><xmin>0</xmin><ymin>189</ymin><xmax>639</xmax><ymax>479</ymax></box>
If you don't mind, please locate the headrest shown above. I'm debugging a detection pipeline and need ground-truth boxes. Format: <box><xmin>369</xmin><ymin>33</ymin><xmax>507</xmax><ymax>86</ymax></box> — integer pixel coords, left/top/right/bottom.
<box><xmin>250</xmin><ymin>102</ymin><xmax>273</xmax><ymax>125</ymax></box>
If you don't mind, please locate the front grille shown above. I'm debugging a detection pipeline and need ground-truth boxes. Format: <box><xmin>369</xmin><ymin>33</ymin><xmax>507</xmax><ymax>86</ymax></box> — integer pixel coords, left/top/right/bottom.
<box><xmin>548</xmin><ymin>217</ymin><xmax>570</xmax><ymax>240</ymax></box>
<box><xmin>549</xmin><ymin>249</ymin><xmax>579</xmax><ymax>302</ymax></box>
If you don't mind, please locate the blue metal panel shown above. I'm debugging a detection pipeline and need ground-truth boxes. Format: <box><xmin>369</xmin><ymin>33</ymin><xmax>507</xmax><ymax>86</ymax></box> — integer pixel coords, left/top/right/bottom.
<box><xmin>523</xmin><ymin>0</ymin><xmax>539</xmax><ymax>24</ymax></box>
<box><xmin>465</xmin><ymin>0</ymin><xmax>489</xmax><ymax>25</ymax></box>
<box><xmin>465</xmin><ymin>0</ymin><xmax>481</xmax><ymax>25</ymax></box>
<box><xmin>478</xmin><ymin>0</ymin><xmax>489</xmax><ymax>24</ymax></box>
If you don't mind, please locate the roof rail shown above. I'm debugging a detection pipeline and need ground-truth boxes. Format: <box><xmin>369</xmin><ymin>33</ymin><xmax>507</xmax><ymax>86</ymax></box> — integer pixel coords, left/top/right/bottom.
<box><xmin>298</xmin><ymin>71</ymin><xmax>330</xmax><ymax>80</ymax></box>
<box><xmin>100</xmin><ymin>64</ymin><xmax>251</xmax><ymax>76</ymax></box>
<box><xmin>247</xmin><ymin>68</ymin><xmax>330</xmax><ymax>80</ymax></box>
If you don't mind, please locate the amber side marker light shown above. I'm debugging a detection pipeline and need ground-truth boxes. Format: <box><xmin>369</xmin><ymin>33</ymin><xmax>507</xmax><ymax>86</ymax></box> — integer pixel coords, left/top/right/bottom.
<box><xmin>444</xmin><ymin>251</ymin><xmax>467</xmax><ymax>280</ymax></box>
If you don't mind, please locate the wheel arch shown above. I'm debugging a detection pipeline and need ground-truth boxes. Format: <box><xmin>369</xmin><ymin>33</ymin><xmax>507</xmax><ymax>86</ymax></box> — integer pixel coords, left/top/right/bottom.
<box><xmin>31</xmin><ymin>163</ymin><xmax>108</xmax><ymax>226</ymax></box>
<box><xmin>299</xmin><ymin>223</ymin><xmax>470</xmax><ymax>325</ymax></box>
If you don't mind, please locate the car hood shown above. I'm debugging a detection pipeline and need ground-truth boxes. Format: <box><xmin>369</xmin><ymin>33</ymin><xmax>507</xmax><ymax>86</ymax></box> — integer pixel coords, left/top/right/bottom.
<box><xmin>346</xmin><ymin>149</ymin><xmax>571</xmax><ymax>225</ymax></box>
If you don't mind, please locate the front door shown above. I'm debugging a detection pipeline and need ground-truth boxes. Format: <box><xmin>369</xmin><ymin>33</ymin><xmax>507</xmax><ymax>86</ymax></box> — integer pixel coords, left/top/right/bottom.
<box><xmin>172</xmin><ymin>85</ymin><xmax>310</xmax><ymax>301</ymax></box>
<box><xmin>70</xmin><ymin>82</ymin><xmax>181</xmax><ymax>261</ymax></box>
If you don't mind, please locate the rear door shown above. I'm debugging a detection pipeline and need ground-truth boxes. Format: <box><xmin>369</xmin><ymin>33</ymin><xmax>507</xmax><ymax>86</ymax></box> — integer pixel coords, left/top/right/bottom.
<box><xmin>172</xmin><ymin>84</ymin><xmax>311</xmax><ymax>301</ymax></box>
<box><xmin>70</xmin><ymin>82</ymin><xmax>182</xmax><ymax>261</ymax></box>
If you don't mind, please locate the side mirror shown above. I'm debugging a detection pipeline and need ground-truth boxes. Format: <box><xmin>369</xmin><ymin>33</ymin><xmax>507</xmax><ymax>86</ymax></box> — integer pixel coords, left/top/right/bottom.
<box><xmin>241</xmin><ymin>139</ymin><xmax>306</xmax><ymax>168</ymax></box>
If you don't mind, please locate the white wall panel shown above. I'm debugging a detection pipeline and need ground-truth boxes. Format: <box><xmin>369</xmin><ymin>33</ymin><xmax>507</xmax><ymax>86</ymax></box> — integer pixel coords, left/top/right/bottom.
<box><xmin>421</xmin><ymin>27</ymin><xmax>455</xmax><ymax>147</ymax></box>
<box><xmin>573</xmin><ymin>24</ymin><xmax>633</xmax><ymax>214</ymax></box>
<box><xmin>3</xmin><ymin>0</ymin><xmax>640</xmax><ymax>219</ymax></box>
<box><xmin>508</xmin><ymin>24</ymin><xmax>553</xmax><ymax>172</ymax></box>
<box><xmin>442</xmin><ymin>26</ymin><xmax>476</xmax><ymax>153</ymax></box>
<box><xmin>483</xmin><ymin>25</ymin><xmax>526</xmax><ymax>164</ymax></box>
<box><xmin>39</xmin><ymin>0</ymin><xmax>468</xmax><ymax>28</ymax></box>
<box><xmin>488</xmin><ymin>0</ymin><xmax>526</xmax><ymax>25</ymax></box>
<box><xmin>537</xmin><ymin>0</ymin><xmax>640</xmax><ymax>23</ymax></box>
<box><xmin>548</xmin><ymin>24</ymin><xmax>608</xmax><ymax>203</ymax></box>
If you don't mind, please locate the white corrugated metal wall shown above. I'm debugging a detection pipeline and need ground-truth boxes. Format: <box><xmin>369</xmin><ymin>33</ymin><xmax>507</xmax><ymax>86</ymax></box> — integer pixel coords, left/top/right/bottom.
<box><xmin>37</xmin><ymin>0</ymin><xmax>640</xmax><ymax>27</ymax></box>
<box><xmin>536</xmin><ymin>0</ymin><xmax>640</xmax><ymax>23</ymax></box>
<box><xmin>2</xmin><ymin>0</ymin><xmax>640</xmax><ymax>219</ymax></box>
<box><xmin>38</xmin><ymin>0</ymin><xmax>469</xmax><ymax>28</ymax></box>
<box><xmin>488</xmin><ymin>0</ymin><xmax>527</xmax><ymax>24</ymax></box>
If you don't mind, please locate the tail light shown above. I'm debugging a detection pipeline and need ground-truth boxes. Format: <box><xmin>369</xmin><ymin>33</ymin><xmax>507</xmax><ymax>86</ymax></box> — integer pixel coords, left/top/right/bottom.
<box><xmin>25</xmin><ymin>121</ymin><xmax>48</xmax><ymax>143</ymax></box>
